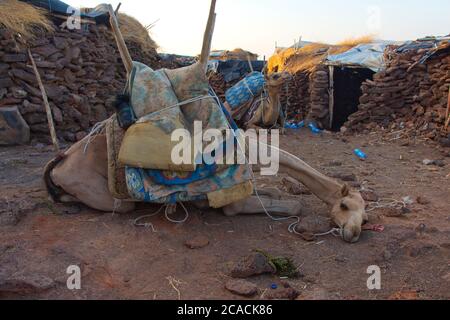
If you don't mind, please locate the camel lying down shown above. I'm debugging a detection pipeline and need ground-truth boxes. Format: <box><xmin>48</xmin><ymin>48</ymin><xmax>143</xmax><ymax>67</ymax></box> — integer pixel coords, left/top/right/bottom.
<box><xmin>44</xmin><ymin>135</ymin><xmax>368</xmax><ymax>243</ymax></box>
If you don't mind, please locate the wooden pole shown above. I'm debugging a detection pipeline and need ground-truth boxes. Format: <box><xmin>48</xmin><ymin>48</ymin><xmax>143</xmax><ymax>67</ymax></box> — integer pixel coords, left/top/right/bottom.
<box><xmin>200</xmin><ymin>0</ymin><xmax>217</xmax><ymax>71</ymax></box>
<box><xmin>328</xmin><ymin>65</ymin><xmax>335</xmax><ymax>130</ymax></box>
<box><xmin>114</xmin><ymin>2</ymin><xmax>122</xmax><ymax>16</ymax></box>
<box><xmin>247</xmin><ymin>55</ymin><xmax>254</xmax><ymax>73</ymax></box>
<box><xmin>108</xmin><ymin>4</ymin><xmax>133</xmax><ymax>76</ymax></box>
<box><xmin>28</xmin><ymin>49</ymin><xmax>59</xmax><ymax>151</ymax></box>
<box><xmin>445</xmin><ymin>86</ymin><xmax>450</xmax><ymax>131</ymax></box>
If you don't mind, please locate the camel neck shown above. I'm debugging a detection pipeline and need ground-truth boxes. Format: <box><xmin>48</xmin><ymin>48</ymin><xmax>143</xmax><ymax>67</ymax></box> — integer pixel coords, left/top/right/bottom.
<box><xmin>277</xmin><ymin>148</ymin><xmax>343</xmax><ymax>206</ymax></box>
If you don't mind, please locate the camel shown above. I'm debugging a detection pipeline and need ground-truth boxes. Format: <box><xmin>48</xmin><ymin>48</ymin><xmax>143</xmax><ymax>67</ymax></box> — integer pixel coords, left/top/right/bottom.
<box><xmin>44</xmin><ymin>133</ymin><xmax>367</xmax><ymax>243</ymax></box>
<box><xmin>228</xmin><ymin>72</ymin><xmax>292</xmax><ymax>134</ymax></box>
<box><xmin>42</xmin><ymin>1</ymin><xmax>367</xmax><ymax>244</ymax></box>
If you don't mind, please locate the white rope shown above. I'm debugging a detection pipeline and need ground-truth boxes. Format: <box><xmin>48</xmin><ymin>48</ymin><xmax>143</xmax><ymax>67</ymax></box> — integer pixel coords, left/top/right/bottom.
<box><xmin>133</xmin><ymin>202</ymin><xmax>190</xmax><ymax>231</ymax></box>
<box><xmin>164</xmin><ymin>202</ymin><xmax>190</xmax><ymax>224</ymax></box>
<box><xmin>112</xmin><ymin>199</ymin><xmax>122</xmax><ymax>216</ymax></box>
<box><xmin>313</xmin><ymin>228</ymin><xmax>342</xmax><ymax>238</ymax></box>
<box><xmin>83</xmin><ymin>119</ymin><xmax>108</xmax><ymax>154</ymax></box>
<box><xmin>133</xmin><ymin>205</ymin><xmax>165</xmax><ymax>231</ymax></box>
<box><xmin>242</xmin><ymin>77</ymin><xmax>256</xmax><ymax>98</ymax></box>
<box><xmin>366</xmin><ymin>198</ymin><xmax>407</xmax><ymax>213</ymax></box>
<box><xmin>137</xmin><ymin>95</ymin><xmax>216</xmax><ymax>123</ymax></box>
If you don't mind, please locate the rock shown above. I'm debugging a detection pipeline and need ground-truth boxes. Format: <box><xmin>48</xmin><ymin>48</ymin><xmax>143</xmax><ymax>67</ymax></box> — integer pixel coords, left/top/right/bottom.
<box><xmin>422</xmin><ymin>159</ymin><xmax>445</xmax><ymax>167</ymax></box>
<box><xmin>295</xmin><ymin>215</ymin><xmax>331</xmax><ymax>235</ymax></box>
<box><xmin>433</xmin><ymin>160</ymin><xmax>445</xmax><ymax>167</ymax></box>
<box><xmin>0</xmin><ymin>88</ymin><xmax>7</xmax><ymax>99</ymax></box>
<box><xmin>332</xmin><ymin>173</ymin><xmax>357</xmax><ymax>182</ymax></box>
<box><xmin>416</xmin><ymin>196</ymin><xmax>430</xmax><ymax>205</ymax></box>
<box><xmin>297</xmin><ymin>287</ymin><xmax>329</xmax><ymax>300</ymax></box>
<box><xmin>282</xmin><ymin>177</ymin><xmax>311</xmax><ymax>195</ymax></box>
<box><xmin>2</xmin><ymin>53</ymin><xmax>27</xmax><ymax>63</ymax></box>
<box><xmin>51</xmin><ymin>106</ymin><xmax>63</xmax><ymax>124</ymax></box>
<box><xmin>0</xmin><ymin>272</ymin><xmax>55</xmax><ymax>295</ymax></box>
<box><xmin>184</xmin><ymin>236</ymin><xmax>210</xmax><ymax>249</ymax></box>
<box><xmin>0</xmin><ymin>77</ymin><xmax>14</xmax><ymax>88</ymax></box>
<box><xmin>439</xmin><ymin>136</ymin><xmax>450</xmax><ymax>148</ymax></box>
<box><xmin>9</xmin><ymin>68</ymin><xmax>36</xmax><ymax>84</ymax></box>
<box><xmin>361</xmin><ymin>190</ymin><xmax>379</xmax><ymax>202</ymax></box>
<box><xmin>230</xmin><ymin>253</ymin><xmax>276</xmax><ymax>278</ymax></box>
<box><xmin>326</xmin><ymin>161</ymin><xmax>343</xmax><ymax>167</ymax></box>
<box><xmin>0</xmin><ymin>106</ymin><xmax>30</xmax><ymax>145</ymax></box>
<box><xmin>225</xmin><ymin>279</ymin><xmax>258</xmax><ymax>297</ymax></box>
<box><xmin>265</xmin><ymin>282</ymin><xmax>299</xmax><ymax>300</ymax></box>
<box><xmin>11</xmin><ymin>86</ymin><xmax>28</xmax><ymax>99</ymax></box>
<box><xmin>33</xmin><ymin>44</ymin><xmax>59</xmax><ymax>58</ymax></box>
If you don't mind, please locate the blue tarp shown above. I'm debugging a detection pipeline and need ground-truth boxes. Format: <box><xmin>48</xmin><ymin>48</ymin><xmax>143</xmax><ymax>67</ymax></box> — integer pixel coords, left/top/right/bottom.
<box><xmin>20</xmin><ymin>0</ymin><xmax>70</xmax><ymax>14</ymax></box>
<box><xmin>20</xmin><ymin>0</ymin><xmax>110</xmax><ymax>24</ymax></box>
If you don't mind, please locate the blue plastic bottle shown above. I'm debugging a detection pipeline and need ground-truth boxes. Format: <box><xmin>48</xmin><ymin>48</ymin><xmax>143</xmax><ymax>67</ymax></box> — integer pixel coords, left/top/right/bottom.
<box><xmin>308</xmin><ymin>123</ymin><xmax>322</xmax><ymax>134</ymax></box>
<box><xmin>354</xmin><ymin>149</ymin><xmax>368</xmax><ymax>160</ymax></box>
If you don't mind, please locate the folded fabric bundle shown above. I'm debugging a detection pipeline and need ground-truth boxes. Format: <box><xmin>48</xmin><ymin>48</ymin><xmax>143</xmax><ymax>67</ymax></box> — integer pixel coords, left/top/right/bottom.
<box><xmin>225</xmin><ymin>72</ymin><xmax>265</xmax><ymax>110</ymax></box>
<box><xmin>108</xmin><ymin>61</ymin><xmax>253</xmax><ymax>208</ymax></box>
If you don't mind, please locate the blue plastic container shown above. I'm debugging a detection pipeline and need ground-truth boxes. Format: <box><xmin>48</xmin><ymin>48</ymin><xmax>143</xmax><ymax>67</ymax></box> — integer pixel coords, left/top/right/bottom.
<box><xmin>308</xmin><ymin>123</ymin><xmax>322</xmax><ymax>134</ymax></box>
<box><xmin>354</xmin><ymin>149</ymin><xmax>368</xmax><ymax>160</ymax></box>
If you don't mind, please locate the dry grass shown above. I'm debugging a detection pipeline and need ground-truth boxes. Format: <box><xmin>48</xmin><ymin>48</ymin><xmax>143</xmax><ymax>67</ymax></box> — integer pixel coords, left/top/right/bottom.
<box><xmin>118</xmin><ymin>13</ymin><xmax>158</xmax><ymax>54</ymax></box>
<box><xmin>337</xmin><ymin>35</ymin><xmax>376</xmax><ymax>47</ymax></box>
<box><xmin>210</xmin><ymin>48</ymin><xmax>258</xmax><ymax>61</ymax></box>
<box><xmin>269</xmin><ymin>35</ymin><xmax>376</xmax><ymax>74</ymax></box>
<box><xmin>0</xmin><ymin>0</ymin><xmax>54</xmax><ymax>39</ymax></box>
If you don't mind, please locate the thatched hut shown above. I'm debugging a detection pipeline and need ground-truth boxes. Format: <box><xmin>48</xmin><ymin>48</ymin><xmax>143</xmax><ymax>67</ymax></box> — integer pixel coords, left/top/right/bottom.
<box><xmin>269</xmin><ymin>36</ymin><xmax>390</xmax><ymax>130</ymax></box>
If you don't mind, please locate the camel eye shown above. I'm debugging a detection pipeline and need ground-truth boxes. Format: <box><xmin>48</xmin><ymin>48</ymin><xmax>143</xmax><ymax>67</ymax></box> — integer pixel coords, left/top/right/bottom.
<box><xmin>340</xmin><ymin>202</ymin><xmax>349</xmax><ymax>211</ymax></box>
<box><xmin>273</xmin><ymin>74</ymin><xmax>280</xmax><ymax>80</ymax></box>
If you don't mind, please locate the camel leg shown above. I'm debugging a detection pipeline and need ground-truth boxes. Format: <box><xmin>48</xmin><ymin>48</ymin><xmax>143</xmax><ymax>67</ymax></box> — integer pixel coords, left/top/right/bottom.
<box><xmin>49</xmin><ymin>135</ymin><xmax>135</xmax><ymax>214</ymax></box>
<box><xmin>278</xmin><ymin>108</ymin><xmax>286</xmax><ymax>135</ymax></box>
<box><xmin>222</xmin><ymin>196</ymin><xmax>302</xmax><ymax>217</ymax></box>
<box><xmin>254</xmin><ymin>187</ymin><xmax>283</xmax><ymax>199</ymax></box>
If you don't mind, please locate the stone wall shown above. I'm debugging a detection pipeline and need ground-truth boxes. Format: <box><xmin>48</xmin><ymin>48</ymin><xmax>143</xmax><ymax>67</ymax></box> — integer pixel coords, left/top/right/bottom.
<box><xmin>0</xmin><ymin>21</ymin><xmax>160</xmax><ymax>144</ymax></box>
<box><xmin>345</xmin><ymin>46</ymin><xmax>450</xmax><ymax>142</ymax></box>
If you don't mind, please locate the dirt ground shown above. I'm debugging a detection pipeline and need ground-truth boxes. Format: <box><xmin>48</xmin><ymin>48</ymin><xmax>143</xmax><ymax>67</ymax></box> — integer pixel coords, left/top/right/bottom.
<box><xmin>0</xmin><ymin>129</ymin><xmax>449</xmax><ymax>300</ymax></box>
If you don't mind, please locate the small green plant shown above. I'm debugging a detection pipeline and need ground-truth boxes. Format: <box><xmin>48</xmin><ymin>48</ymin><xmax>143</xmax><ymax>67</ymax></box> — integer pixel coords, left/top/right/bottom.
<box><xmin>256</xmin><ymin>250</ymin><xmax>299</xmax><ymax>278</ymax></box>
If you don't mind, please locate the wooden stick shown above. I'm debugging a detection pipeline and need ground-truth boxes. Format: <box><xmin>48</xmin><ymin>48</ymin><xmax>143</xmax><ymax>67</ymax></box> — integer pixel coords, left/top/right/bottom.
<box><xmin>108</xmin><ymin>4</ymin><xmax>133</xmax><ymax>75</ymax></box>
<box><xmin>28</xmin><ymin>49</ymin><xmax>59</xmax><ymax>151</ymax></box>
<box><xmin>328</xmin><ymin>65</ymin><xmax>335</xmax><ymax>129</ymax></box>
<box><xmin>246</xmin><ymin>55</ymin><xmax>254</xmax><ymax>73</ymax></box>
<box><xmin>445</xmin><ymin>86</ymin><xmax>450</xmax><ymax>131</ymax></box>
<box><xmin>114</xmin><ymin>2</ymin><xmax>122</xmax><ymax>16</ymax></box>
<box><xmin>200</xmin><ymin>0</ymin><xmax>217</xmax><ymax>70</ymax></box>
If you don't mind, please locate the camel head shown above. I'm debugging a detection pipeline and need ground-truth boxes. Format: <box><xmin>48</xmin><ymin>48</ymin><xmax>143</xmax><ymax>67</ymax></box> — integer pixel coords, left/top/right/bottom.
<box><xmin>330</xmin><ymin>184</ymin><xmax>368</xmax><ymax>243</ymax></box>
<box><xmin>265</xmin><ymin>71</ymin><xmax>292</xmax><ymax>88</ymax></box>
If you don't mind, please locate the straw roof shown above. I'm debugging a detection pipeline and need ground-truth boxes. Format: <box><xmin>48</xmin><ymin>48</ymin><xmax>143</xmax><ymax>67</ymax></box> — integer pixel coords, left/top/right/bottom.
<box><xmin>210</xmin><ymin>48</ymin><xmax>258</xmax><ymax>61</ymax></box>
<box><xmin>268</xmin><ymin>35</ymin><xmax>375</xmax><ymax>74</ymax></box>
<box><xmin>118</xmin><ymin>13</ymin><xmax>158</xmax><ymax>55</ymax></box>
<box><xmin>0</xmin><ymin>0</ymin><xmax>54</xmax><ymax>39</ymax></box>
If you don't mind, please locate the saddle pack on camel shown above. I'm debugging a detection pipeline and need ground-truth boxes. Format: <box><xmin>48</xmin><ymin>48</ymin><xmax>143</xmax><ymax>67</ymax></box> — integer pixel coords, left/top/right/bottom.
<box><xmin>106</xmin><ymin>61</ymin><xmax>253</xmax><ymax>208</ymax></box>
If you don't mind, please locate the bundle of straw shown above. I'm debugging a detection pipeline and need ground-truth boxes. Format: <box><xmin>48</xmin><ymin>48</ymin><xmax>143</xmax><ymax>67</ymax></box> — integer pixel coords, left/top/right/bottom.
<box><xmin>118</xmin><ymin>13</ymin><xmax>158</xmax><ymax>55</ymax></box>
<box><xmin>0</xmin><ymin>0</ymin><xmax>54</xmax><ymax>39</ymax></box>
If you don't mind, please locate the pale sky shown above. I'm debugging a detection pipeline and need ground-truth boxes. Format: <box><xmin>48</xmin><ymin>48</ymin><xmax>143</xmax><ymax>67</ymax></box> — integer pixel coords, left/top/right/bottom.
<box><xmin>67</xmin><ymin>0</ymin><xmax>450</xmax><ymax>59</ymax></box>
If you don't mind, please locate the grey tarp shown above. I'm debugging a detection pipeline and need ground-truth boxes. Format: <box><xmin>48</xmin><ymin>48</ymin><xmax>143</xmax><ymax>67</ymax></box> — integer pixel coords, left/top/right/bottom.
<box><xmin>326</xmin><ymin>42</ymin><xmax>396</xmax><ymax>72</ymax></box>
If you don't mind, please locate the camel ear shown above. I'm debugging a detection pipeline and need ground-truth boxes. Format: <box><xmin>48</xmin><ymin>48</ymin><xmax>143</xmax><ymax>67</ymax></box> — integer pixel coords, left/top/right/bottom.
<box><xmin>341</xmin><ymin>184</ymin><xmax>350</xmax><ymax>197</ymax></box>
